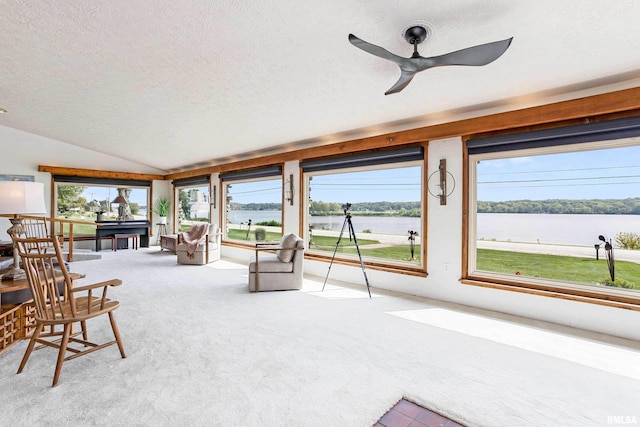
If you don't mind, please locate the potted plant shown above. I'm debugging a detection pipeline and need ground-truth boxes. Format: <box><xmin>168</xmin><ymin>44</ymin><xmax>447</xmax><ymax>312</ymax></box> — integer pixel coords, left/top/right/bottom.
<box><xmin>152</xmin><ymin>197</ymin><xmax>171</xmax><ymax>224</ymax></box>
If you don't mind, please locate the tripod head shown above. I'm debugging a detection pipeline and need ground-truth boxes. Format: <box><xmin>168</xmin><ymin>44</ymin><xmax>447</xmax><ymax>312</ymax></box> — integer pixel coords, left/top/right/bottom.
<box><xmin>342</xmin><ymin>203</ymin><xmax>352</xmax><ymax>217</ymax></box>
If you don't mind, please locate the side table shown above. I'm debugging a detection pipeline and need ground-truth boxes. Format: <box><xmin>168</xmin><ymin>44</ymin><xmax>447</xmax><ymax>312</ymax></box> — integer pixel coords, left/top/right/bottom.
<box><xmin>156</xmin><ymin>223</ymin><xmax>169</xmax><ymax>244</ymax></box>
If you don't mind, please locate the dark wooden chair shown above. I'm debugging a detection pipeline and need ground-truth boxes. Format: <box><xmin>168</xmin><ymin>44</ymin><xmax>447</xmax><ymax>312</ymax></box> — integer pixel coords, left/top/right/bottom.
<box><xmin>13</xmin><ymin>234</ymin><xmax>126</xmax><ymax>386</ymax></box>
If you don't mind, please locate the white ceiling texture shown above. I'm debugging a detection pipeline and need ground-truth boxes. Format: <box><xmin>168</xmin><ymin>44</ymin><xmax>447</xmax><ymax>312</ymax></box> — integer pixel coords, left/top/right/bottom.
<box><xmin>1</xmin><ymin>1</ymin><xmax>640</xmax><ymax>174</ymax></box>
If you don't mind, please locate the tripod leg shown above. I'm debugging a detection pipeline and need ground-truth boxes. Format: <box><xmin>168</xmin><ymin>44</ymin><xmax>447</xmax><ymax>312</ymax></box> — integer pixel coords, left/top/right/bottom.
<box><xmin>322</xmin><ymin>216</ymin><xmax>349</xmax><ymax>291</ymax></box>
<box><xmin>348</xmin><ymin>219</ymin><xmax>372</xmax><ymax>298</ymax></box>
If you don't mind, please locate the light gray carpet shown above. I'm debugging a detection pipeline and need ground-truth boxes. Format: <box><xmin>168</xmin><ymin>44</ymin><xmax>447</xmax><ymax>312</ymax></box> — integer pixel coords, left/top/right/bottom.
<box><xmin>1</xmin><ymin>248</ymin><xmax>639</xmax><ymax>426</ymax></box>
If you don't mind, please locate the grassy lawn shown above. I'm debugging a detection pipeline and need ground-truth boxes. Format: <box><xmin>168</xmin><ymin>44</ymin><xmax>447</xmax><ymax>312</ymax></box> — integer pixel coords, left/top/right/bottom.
<box><xmin>227</xmin><ymin>229</ymin><xmax>283</xmax><ymax>242</ymax></box>
<box><xmin>477</xmin><ymin>248</ymin><xmax>640</xmax><ymax>288</ymax></box>
<box><xmin>314</xmin><ymin>243</ymin><xmax>421</xmax><ymax>263</ymax></box>
<box><xmin>309</xmin><ymin>234</ymin><xmax>379</xmax><ymax>247</ymax></box>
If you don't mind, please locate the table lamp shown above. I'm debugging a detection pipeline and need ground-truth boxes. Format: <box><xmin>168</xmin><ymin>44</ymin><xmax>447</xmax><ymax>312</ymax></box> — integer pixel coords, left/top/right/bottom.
<box><xmin>0</xmin><ymin>180</ymin><xmax>47</xmax><ymax>281</ymax></box>
<box><xmin>112</xmin><ymin>195</ymin><xmax>128</xmax><ymax>221</ymax></box>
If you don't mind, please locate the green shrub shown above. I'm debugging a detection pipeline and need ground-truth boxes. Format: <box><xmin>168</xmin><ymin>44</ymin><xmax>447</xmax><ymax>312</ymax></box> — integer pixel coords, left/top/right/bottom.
<box><xmin>256</xmin><ymin>220</ymin><xmax>282</xmax><ymax>227</ymax></box>
<box><xmin>615</xmin><ymin>232</ymin><xmax>640</xmax><ymax>250</ymax></box>
<box><xmin>254</xmin><ymin>227</ymin><xmax>267</xmax><ymax>241</ymax></box>
<box><xmin>599</xmin><ymin>277</ymin><xmax>639</xmax><ymax>289</ymax></box>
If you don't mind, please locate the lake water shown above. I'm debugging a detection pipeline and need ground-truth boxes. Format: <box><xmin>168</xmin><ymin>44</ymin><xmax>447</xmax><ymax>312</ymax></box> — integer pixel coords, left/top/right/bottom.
<box><xmin>228</xmin><ymin>210</ymin><xmax>420</xmax><ymax>234</ymax></box>
<box><xmin>477</xmin><ymin>213</ymin><xmax>640</xmax><ymax>246</ymax></box>
<box><xmin>229</xmin><ymin>210</ymin><xmax>640</xmax><ymax>245</ymax></box>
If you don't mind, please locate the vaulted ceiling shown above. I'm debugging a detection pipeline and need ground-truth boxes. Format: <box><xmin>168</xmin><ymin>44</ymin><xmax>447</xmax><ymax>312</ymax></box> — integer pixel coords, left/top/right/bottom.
<box><xmin>2</xmin><ymin>1</ymin><xmax>639</xmax><ymax>174</ymax></box>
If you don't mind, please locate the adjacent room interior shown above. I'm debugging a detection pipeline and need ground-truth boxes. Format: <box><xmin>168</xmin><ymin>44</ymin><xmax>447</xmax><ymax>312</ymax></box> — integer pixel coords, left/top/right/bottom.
<box><xmin>1</xmin><ymin>2</ymin><xmax>639</xmax><ymax>426</ymax></box>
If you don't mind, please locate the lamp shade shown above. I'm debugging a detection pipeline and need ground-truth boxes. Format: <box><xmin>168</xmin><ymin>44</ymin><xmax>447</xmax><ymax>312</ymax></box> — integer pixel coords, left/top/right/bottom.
<box><xmin>0</xmin><ymin>181</ymin><xmax>47</xmax><ymax>215</ymax></box>
<box><xmin>111</xmin><ymin>195</ymin><xmax>128</xmax><ymax>204</ymax></box>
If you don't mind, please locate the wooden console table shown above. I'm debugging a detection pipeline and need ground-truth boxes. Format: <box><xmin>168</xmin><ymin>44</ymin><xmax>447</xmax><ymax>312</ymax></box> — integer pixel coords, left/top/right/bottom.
<box><xmin>1</xmin><ymin>269</ymin><xmax>84</xmax><ymax>355</ymax></box>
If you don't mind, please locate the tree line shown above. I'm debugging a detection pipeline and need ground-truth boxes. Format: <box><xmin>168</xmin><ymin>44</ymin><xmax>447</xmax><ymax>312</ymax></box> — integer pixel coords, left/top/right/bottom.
<box><xmin>230</xmin><ymin>198</ymin><xmax>640</xmax><ymax>216</ymax></box>
<box><xmin>477</xmin><ymin>198</ymin><xmax>640</xmax><ymax>215</ymax></box>
<box><xmin>230</xmin><ymin>201</ymin><xmax>421</xmax><ymax>217</ymax></box>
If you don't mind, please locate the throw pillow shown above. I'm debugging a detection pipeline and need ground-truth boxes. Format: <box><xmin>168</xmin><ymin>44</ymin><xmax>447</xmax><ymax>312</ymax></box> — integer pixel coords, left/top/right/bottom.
<box><xmin>277</xmin><ymin>233</ymin><xmax>298</xmax><ymax>263</ymax></box>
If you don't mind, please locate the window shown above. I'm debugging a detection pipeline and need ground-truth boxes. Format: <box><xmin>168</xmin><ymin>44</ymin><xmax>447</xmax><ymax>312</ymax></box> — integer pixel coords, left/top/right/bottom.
<box><xmin>221</xmin><ymin>167</ymin><xmax>283</xmax><ymax>243</ymax></box>
<box><xmin>302</xmin><ymin>148</ymin><xmax>424</xmax><ymax>270</ymax></box>
<box><xmin>466</xmin><ymin>119</ymin><xmax>640</xmax><ymax>302</ymax></box>
<box><xmin>54</xmin><ymin>178</ymin><xmax>150</xmax><ymax>235</ymax></box>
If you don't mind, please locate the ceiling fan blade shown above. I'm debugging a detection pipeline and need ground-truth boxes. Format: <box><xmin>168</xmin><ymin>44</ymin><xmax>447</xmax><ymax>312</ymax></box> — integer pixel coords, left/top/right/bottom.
<box><xmin>428</xmin><ymin>37</ymin><xmax>513</xmax><ymax>68</ymax></box>
<box><xmin>385</xmin><ymin>69</ymin><xmax>417</xmax><ymax>95</ymax></box>
<box><xmin>348</xmin><ymin>34</ymin><xmax>404</xmax><ymax>65</ymax></box>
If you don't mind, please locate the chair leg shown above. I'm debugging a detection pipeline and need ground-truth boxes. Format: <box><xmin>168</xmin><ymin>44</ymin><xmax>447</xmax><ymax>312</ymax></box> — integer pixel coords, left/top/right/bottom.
<box><xmin>109</xmin><ymin>312</ymin><xmax>126</xmax><ymax>358</ymax></box>
<box><xmin>17</xmin><ymin>323</ymin><xmax>44</xmax><ymax>374</ymax></box>
<box><xmin>80</xmin><ymin>320</ymin><xmax>88</xmax><ymax>341</ymax></box>
<box><xmin>52</xmin><ymin>324</ymin><xmax>72</xmax><ymax>387</ymax></box>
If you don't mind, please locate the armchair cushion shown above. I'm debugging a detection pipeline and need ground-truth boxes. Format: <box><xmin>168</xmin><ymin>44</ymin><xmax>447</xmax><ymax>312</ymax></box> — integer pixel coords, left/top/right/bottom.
<box><xmin>277</xmin><ymin>233</ymin><xmax>298</xmax><ymax>263</ymax></box>
<box><xmin>248</xmin><ymin>254</ymin><xmax>294</xmax><ymax>273</ymax></box>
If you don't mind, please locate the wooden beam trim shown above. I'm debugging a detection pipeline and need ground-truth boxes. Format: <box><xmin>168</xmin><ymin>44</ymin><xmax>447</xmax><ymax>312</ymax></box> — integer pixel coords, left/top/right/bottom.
<box><xmin>39</xmin><ymin>166</ymin><xmax>165</xmax><ymax>181</ymax></box>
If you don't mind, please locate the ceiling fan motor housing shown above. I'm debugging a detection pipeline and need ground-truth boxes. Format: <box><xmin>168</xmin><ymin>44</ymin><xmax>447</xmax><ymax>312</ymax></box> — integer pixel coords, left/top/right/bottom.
<box><xmin>404</xmin><ymin>26</ymin><xmax>429</xmax><ymax>45</ymax></box>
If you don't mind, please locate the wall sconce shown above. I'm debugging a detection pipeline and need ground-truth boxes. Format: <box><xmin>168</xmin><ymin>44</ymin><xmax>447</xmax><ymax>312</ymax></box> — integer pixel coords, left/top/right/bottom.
<box><xmin>284</xmin><ymin>174</ymin><xmax>294</xmax><ymax>206</ymax></box>
<box><xmin>427</xmin><ymin>159</ymin><xmax>455</xmax><ymax>206</ymax></box>
<box><xmin>438</xmin><ymin>159</ymin><xmax>447</xmax><ymax>205</ymax></box>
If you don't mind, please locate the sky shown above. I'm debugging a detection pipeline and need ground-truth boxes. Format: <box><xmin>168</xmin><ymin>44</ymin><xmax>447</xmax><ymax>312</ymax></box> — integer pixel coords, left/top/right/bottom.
<box><xmin>477</xmin><ymin>145</ymin><xmax>640</xmax><ymax>202</ymax></box>
<box><xmin>75</xmin><ymin>144</ymin><xmax>640</xmax><ymax>206</ymax></box>
<box><xmin>79</xmin><ymin>187</ymin><xmax>148</xmax><ymax>207</ymax></box>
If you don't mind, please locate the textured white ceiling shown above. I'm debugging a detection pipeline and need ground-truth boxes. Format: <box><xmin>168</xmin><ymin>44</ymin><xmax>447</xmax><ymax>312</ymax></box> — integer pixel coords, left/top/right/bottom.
<box><xmin>1</xmin><ymin>1</ymin><xmax>640</xmax><ymax>174</ymax></box>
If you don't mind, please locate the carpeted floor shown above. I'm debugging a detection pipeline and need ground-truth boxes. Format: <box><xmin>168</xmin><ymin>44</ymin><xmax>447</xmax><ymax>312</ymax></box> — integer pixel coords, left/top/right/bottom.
<box><xmin>1</xmin><ymin>248</ymin><xmax>639</xmax><ymax>426</ymax></box>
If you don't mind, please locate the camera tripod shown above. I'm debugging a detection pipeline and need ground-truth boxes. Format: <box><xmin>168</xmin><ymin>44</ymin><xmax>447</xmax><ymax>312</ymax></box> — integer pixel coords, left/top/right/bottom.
<box><xmin>322</xmin><ymin>206</ymin><xmax>371</xmax><ymax>298</ymax></box>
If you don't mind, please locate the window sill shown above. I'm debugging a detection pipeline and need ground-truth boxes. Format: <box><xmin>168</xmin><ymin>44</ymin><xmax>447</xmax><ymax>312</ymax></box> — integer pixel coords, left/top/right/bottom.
<box><xmin>462</xmin><ymin>275</ymin><xmax>640</xmax><ymax>311</ymax></box>
<box><xmin>305</xmin><ymin>251</ymin><xmax>427</xmax><ymax>277</ymax></box>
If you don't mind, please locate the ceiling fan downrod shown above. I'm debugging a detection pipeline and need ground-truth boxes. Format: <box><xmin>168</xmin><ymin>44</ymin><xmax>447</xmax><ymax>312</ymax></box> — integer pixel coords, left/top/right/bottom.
<box><xmin>404</xmin><ymin>26</ymin><xmax>428</xmax><ymax>57</ymax></box>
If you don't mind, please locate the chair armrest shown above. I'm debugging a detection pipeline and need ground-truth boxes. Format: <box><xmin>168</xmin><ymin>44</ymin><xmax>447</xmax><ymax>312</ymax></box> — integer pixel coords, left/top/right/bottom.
<box><xmin>255</xmin><ymin>245</ymin><xmax>304</xmax><ymax>252</ymax></box>
<box><xmin>71</xmin><ymin>279</ymin><xmax>122</xmax><ymax>293</ymax></box>
<box><xmin>70</xmin><ymin>279</ymin><xmax>122</xmax><ymax>313</ymax></box>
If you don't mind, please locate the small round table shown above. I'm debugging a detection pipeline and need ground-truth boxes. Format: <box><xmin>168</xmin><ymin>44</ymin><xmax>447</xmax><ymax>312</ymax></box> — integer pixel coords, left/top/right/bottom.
<box><xmin>156</xmin><ymin>223</ymin><xmax>169</xmax><ymax>244</ymax></box>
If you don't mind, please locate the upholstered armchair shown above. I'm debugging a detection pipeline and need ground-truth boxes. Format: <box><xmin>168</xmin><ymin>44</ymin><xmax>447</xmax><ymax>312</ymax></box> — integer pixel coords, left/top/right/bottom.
<box><xmin>176</xmin><ymin>223</ymin><xmax>222</xmax><ymax>265</ymax></box>
<box><xmin>248</xmin><ymin>234</ymin><xmax>304</xmax><ymax>292</ymax></box>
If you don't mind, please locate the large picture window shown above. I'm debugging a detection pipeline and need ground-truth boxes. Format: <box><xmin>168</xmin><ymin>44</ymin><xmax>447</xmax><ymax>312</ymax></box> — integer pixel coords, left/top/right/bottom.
<box><xmin>173</xmin><ymin>176</ymin><xmax>211</xmax><ymax>232</ymax></box>
<box><xmin>467</xmin><ymin>133</ymin><xmax>640</xmax><ymax>301</ymax></box>
<box><xmin>302</xmin><ymin>149</ymin><xmax>424</xmax><ymax>270</ymax></box>
<box><xmin>221</xmin><ymin>167</ymin><xmax>283</xmax><ymax>243</ymax></box>
<box><xmin>54</xmin><ymin>177</ymin><xmax>150</xmax><ymax>235</ymax></box>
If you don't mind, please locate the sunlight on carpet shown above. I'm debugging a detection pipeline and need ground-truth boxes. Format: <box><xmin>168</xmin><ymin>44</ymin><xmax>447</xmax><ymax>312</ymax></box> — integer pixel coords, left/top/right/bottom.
<box><xmin>387</xmin><ymin>308</ymin><xmax>640</xmax><ymax>380</ymax></box>
<box><xmin>302</xmin><ymin>280</ymin><xmax>382</xmax><ymax>299</ymax></box>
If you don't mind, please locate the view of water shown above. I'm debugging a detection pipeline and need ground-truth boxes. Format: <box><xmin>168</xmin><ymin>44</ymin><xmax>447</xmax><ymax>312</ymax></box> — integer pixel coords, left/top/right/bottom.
<box><xmin>229</xmin><ymin>210</ymin><xmax>640</xmax><ymax>245</ymax></box>
<box><xmin>229</xmin><ymin>210</ymin><xmax>421</xmax><ymax>235</ymax></box>
<box><xmin>478</xmin><ymin>213</ymin><xmax>640</xmax><ymax>246</ymax></box>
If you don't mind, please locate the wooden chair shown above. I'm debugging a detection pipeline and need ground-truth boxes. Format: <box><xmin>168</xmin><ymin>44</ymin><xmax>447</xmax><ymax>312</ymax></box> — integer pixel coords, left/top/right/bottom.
<box><xmin>21</xmin><ymin>216</ymin><xmax>61</xmax><ymax>252</ymax></box>
<box><xmin>13</xmin><ymin>234</ymin><xmax>126</xmax><ymax>386</ymax></box>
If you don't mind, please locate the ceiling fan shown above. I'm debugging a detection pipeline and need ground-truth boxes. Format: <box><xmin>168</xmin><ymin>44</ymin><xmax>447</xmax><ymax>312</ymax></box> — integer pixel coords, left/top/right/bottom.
<box><xmin>349</xmin><ymin>26</ymin><xmax>513</xmax><ymax>95</ymax></box>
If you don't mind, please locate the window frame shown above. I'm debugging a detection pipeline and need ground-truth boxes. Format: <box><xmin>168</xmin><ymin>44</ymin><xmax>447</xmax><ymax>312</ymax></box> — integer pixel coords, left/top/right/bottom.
<box><xmin>174</xmin><ymin>180</ymin><xmax>211</xmax><ymax>232</ymax></box>
<box><xmin>464</xmin><ymin>137</ymin><xmax>640</xmax><ymax>308</ymax></box>
<box><xmin>53</xmin><ymin>176</ymin><xmax>151</xmax><ymax>235</ymax></box>
<box><xmin>302</xmin><ymin>158</ymin><xmax>427</xmax><ymax>275</ymax></box>
<box><xmin>221</xmin><ymin>172</ymin><xmax>284</xmax><ymax>246</ymax></box>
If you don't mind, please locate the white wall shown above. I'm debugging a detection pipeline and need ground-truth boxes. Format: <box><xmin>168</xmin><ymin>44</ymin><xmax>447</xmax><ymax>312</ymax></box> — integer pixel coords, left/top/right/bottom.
<box><xmin>282</xmin><ymin>161</ymin><xmax>300</xmax><ymax>235</ymax></box>
<box><xmin>0</xmin><ymin>124</ymin><xmax>165</xmax><ymax>241</ymax></box>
